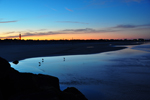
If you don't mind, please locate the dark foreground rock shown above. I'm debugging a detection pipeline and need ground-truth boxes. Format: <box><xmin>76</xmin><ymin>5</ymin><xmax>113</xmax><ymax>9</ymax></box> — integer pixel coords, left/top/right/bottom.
<box><xmin>0</xmin><ymin>57</ymin><xmax>88</xmax><ymax>100</ymax></box>
<box><xmin>12</xmin><ymin>60</ymin><xmax>19</xmax><ymax>65</ymax></box>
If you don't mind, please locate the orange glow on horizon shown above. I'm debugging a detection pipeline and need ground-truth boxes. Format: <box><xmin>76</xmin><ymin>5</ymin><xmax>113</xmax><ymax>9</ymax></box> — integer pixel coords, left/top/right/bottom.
<box><xmin>1</xmin><ymin>32</ymin><xmax>148</xmax><ymax>40</ymax></box>
<box><xmin>21</xmin><ymin>33</ymin><xmax>126</xmax><ymax>40</ymax></box>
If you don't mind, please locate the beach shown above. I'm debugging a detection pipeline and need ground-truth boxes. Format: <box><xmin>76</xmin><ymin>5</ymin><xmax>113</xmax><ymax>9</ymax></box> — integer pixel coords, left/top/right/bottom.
<box><xmin>9</xmin><ymin>41</ymin><xmax>150</xmax><ymax>100</ymax></box>
<box><xmin>0</xmin><ymin>41</ymin><xmax>144</xmax><ymax>62</ymax></box>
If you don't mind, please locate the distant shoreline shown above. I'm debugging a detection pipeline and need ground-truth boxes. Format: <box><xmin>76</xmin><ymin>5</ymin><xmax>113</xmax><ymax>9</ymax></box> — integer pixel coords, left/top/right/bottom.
<box><xmin>0</xmin><ymin>41</ymin><xmax>146</xmax><ymax>62</ymax></box>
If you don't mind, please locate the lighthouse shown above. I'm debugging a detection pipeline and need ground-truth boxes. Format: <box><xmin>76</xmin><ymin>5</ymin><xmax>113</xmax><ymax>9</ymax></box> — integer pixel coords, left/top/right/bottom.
<box><xmin>19</xmin><ymin>34</ymin><xmax>21</xmax><ymax>40</ymax></box>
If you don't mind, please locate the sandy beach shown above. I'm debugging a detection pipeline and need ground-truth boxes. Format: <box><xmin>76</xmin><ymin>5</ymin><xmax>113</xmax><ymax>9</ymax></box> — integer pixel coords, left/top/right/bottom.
<box><xmin>0</xmin><ymin>41</ymin><xmax>144</xmax><ymax>62</ymax></box>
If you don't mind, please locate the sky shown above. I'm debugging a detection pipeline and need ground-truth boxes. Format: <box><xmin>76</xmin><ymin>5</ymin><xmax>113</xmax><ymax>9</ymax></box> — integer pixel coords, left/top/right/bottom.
<box><xmin>0</xmin><ymin>0</ymin><xmax>150</xmax><ymax>40</ymax></box>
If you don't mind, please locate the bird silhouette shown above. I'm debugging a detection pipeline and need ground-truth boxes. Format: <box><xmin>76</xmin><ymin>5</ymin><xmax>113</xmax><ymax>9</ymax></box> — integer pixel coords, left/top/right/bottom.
<box><xmin>39</xmin><ymin>62</ymin><xmax>41</xmax><ymax>66</ymax></box>
<box><xmin>63</xmin><ymin>57</ymin><xmax>65</xmax><ymax>61</ymax></box>
<box><xmin>42</xmin><ymin>58</ymin><xmax>44</xmax><ymax>62</ymax></box>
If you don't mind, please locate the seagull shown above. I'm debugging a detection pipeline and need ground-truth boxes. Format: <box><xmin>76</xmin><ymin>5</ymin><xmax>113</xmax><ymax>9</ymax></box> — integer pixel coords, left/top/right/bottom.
<box><xmin>63</xmin><ymin>57</ymin><xmax>65</xmax><ymax>61</ymax></box>
<box><xmin>39</xmin><ymin>62</ymin><xmax>41</xmax><ymax>66</ymax></box>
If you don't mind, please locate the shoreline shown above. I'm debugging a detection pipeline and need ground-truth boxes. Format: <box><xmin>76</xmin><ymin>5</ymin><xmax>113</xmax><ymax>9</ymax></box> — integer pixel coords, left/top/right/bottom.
<box><xmin>0</xmin><ymin>41</ymin><xmax>145</xmax><ymax>62</ymax></box>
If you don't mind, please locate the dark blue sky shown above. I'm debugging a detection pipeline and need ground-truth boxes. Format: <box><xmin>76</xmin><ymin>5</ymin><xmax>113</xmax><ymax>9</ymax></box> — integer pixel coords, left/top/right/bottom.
<box><xmin>0</xmin><ymin>0</ymin><xmax>150</xmax><ymax>39</ymax></box>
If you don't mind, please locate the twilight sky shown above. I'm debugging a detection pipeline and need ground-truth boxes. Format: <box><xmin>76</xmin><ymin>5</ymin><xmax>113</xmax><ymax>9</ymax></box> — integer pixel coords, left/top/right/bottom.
<box><xmin>0</xmin><ymin>0</ymin><xmax>150</xmax><ymax>40</ymax></box>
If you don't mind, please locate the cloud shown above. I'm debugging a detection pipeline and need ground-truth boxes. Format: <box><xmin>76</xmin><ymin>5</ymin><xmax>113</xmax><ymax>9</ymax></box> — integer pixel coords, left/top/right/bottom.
<box><xmin>63</xmin><ymin>28</ymin><xmax>94</xmax><ymax>32</ymax></box>
<box><xmin>65</xmin><ymin>7</ymin><xmax>73</xmax><ymax>12</ymax></box>
<box><xmin>1</xmin><ymin>23</ymin><xmax>149</xmax><ymax>39</ymax></box>
<box><xmin>63</xmin><ymin>28</ymin><xmax>117</xmax><ymax>33</ymax></box>
<box><xmin>24</xmin><ymin>29</ymin><xmax>48</xmax><ymax>33</ymax></box>
<box><xmin>36</xmin><ymin>29</ymin><xmax>48</xmax><ymax>31</ymax></box>
<box><xmin>62</xmin><ymin>24</ymin><xmax>150</xmax><ymax>33</ymax></box>
<box><xmin>0</xmin><ymin>20</ymin><xmax>18</xmax><ymax>23</ymax></box>
<box><xmin>114</xmin><ymin>24</ymin><xmax>150</xmax><ymax>28</ymax></box>
<box><xmin>57</xmin><ymin>21</ymin><xmax>89</xmax><ymax>24</ymax></box>
<box><xmin>4</xmin><ymin>31</ymin><xmax>16</xmax><ymax>35</ymax></box>
<box><xmin>22</xmin><ymin>31</ymin><xmax>59</xmax><ymax>36</ymax></box>
<box><xmin>114</xmin><ymin>25</ymin><xmax>136</xmax><ymax>28</ymax></box>
<box><xmin>1</xmin><ymin>27</ymin><xmax>117</xmax><ymax>39</ymax></box>
<box><xmin>1</xmin><ymin>31</ymin><xmax>63</xmax><ymax>39</ymax></box>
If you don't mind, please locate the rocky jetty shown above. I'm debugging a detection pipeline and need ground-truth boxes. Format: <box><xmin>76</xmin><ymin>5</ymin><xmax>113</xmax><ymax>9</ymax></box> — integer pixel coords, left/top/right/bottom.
<box><xmin>0</xmin><ymin>57</ymin><xmax>88</xmax><ymax>100</ymax></box>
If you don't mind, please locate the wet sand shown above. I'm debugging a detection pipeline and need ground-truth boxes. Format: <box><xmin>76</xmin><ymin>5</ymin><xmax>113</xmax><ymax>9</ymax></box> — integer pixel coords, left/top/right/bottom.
<box><xmin>0</xmin><ymin>41</ymin><xmax>144</xmax><ymax>62</ymax></box>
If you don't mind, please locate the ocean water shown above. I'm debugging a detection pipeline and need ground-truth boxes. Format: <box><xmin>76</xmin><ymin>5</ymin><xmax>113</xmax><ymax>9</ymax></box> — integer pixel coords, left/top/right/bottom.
<box><xmin>10</xmin><ymin>42</ymin><xmax>150</xmax><ymax>100</ymax></box>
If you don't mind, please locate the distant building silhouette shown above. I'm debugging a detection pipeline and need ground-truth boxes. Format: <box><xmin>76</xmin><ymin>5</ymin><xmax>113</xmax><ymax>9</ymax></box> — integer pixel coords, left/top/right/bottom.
<box><xmin>19</xmin><ymin>34</ymin><xmax>21</xmax><ymax>40</ymax></box>
<box><xmin>138</xmin><ymin>38</ymin><xmax>145</xmax><ymax>41</ymax></box>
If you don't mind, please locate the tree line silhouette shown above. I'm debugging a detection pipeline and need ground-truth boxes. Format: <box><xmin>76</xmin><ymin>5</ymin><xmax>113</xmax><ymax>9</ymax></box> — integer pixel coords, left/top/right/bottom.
<box><xmin>0</xmin><ymin>38</ymin><xmax>148</xmax><ymax>45</ymax></box>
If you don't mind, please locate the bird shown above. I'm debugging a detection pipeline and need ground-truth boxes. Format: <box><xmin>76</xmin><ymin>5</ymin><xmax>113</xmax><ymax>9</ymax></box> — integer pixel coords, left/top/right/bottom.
<box><xmin>42</xmin><ymin>58</ymin><xmax>44</xmax><ymax>62</ymax></box>
<box><xmin>63</xmin><ymin>57</ymin><xmax>65</xmax><ymax>61</ymax></box>
<box><xmin>39</xmin><ymin>62</ymin><xmax>41</xmax><ymax>66</ymax></box>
